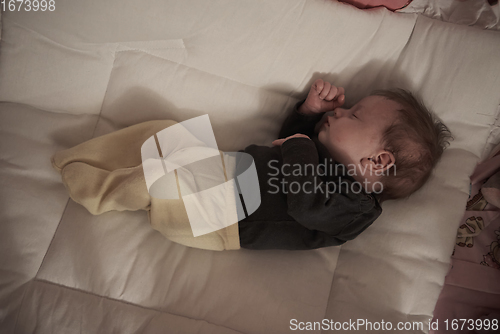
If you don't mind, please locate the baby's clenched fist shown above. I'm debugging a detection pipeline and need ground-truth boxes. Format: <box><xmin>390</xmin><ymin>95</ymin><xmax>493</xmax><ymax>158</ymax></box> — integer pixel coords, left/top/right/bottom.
<box><xmin>299</xmin><ymin>79</ymin><xmax>345</xmax><ymax>115</ymax></box>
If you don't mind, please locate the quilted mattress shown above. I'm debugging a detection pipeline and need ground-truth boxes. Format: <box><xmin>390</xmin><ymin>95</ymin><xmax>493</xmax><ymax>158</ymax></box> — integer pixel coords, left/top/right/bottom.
<box><xmin>1</xmin><ymin>1</ymin><xmax>500</xmax><ymax>333</ymax></box>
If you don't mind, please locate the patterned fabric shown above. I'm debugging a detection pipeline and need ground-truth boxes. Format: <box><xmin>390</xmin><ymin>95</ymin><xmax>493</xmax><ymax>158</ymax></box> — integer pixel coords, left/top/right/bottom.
<box><xmin>431</xmin><ymin>147</ymin><xmax>500</xmax><ymax>333</ymax></box>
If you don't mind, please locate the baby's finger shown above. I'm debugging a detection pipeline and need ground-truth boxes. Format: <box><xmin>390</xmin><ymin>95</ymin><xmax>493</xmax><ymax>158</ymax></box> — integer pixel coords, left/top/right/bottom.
<box><xmin>272</xmin><ymin>139</ymin><xmax>285</xmax><ymax>146</ymax></box>
<box><xmin>336</xmin><ymin>88</ymin><xmax>345</xmax><ymax>104</ymax></box>
<box><xmin>313</xmin><ymin>79</ymin><xmax>324</xmax><ymax>94</ymax></box>
<box><xmin>319</xmin><ymin>81</ymin><xmax>331</xmax><ymax>99</ymax></box>
<box><xmin>331</xmin><ymin>94</ymin><xmax>345</xmax><ymax>109</ymax></box>
<box><xmin>287</xmin><ymin>134</ymin><xmax>311</xmax><ymax>141</ymax></box>
<box><xmin>337</xmin><ymin>86</ymin><xmax>345</xmax><ymax>98</ymax></box>
<box><xmin>325</xmin><ymin>86</ymin><xmax>339</xmax><ymax>101</ymax></box>
<box><xmin>273</xmin><ymin>134</ymin><xmax>310</xmax><ymax>146</ymax></box>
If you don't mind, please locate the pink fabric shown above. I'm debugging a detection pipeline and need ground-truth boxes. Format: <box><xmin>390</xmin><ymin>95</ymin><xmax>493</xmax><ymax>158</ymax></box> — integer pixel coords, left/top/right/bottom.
<box><xmin>338</xmin><ymin>0</ymin><xmax>412</xmax><ymax>11</ymax></box>
<box><xmin>431</xmin><ymin>149</ymin><xmax>500</xmax><ymax>333</ymax></box>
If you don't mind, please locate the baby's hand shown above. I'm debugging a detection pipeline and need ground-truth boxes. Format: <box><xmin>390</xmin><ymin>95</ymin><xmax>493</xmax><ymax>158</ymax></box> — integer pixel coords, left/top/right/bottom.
<box><xmin>299</xmin><ymin>79</ymin><xmax>345</xmax><ymax>115</ymax></box>
<box><xmin>272</xmin><ymin>133</ymin><xmax>310</xmax><ymax>146</ymax></box>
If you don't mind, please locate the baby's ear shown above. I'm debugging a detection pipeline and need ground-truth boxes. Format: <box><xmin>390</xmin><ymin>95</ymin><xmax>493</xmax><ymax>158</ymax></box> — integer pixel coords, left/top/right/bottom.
<box><xmin>369</xmin><ymin>150</ymin><xmax>395</xmax><ymax>175</ymax></box>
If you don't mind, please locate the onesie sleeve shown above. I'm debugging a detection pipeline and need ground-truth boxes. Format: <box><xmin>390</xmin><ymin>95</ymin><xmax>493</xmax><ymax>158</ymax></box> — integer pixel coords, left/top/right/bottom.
<box><xmin>278</xmin><ymin>100</ymin><xmax>323</xmax><ymax>139</ymax></box>
<box><xmin>279</xmin><ymin>137</ymin><xmax>381</xmax><ymax>240</ymax></box>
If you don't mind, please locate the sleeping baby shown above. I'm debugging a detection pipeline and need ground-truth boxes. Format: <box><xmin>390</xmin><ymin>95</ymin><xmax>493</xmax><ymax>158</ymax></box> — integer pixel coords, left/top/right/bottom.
<box><xmin>52</xmin><ymin>79</ymin><xmax>451</xmax><ymax>251</ymax></box>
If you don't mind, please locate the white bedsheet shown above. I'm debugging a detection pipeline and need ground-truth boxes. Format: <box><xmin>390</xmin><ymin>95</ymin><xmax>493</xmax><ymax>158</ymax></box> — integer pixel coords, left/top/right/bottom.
<box><xmin>1</xmin><ymin>1</ymin><xmax>500</xmax><ymax>333</ymax></box>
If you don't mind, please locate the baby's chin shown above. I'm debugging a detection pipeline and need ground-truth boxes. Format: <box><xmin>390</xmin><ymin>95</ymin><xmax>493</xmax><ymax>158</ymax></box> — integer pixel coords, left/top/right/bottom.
<box><xmin>316</xmin><ymin>130</ymin><xmax>328</xmax><ymax>148</ymax></box>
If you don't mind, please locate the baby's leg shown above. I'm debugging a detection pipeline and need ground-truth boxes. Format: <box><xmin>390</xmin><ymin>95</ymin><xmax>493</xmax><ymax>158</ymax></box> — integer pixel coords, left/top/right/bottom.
<box><xmin>52</xmin><ymin>120</ymin><xmax>177</xmax><ymax>172</ymax></box>
<box><xmin>61</xmin><ymin>162</ymin><xmax>150</xmax><ymax>214</ymax></box>
<box><xmin>52</xmin><ymin>120</ymin><xmax>176</xmax><ymax>214</ymax></box>
<box><xmin>149</xmin><ymin>196</ymin><xmax>241</xmax><ymax>251</ymax></box>
<box><xmin>52</xmin><ymin>119</ymin><xmax>241</xmax><ymax>250</ymax></box>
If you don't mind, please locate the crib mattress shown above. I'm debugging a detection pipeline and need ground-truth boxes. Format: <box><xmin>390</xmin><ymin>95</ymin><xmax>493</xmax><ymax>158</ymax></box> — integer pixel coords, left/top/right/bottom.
<box><xmin>1</xmin><ymin>1</ymin><xmax>500</xmax><ymax>333</ymax></box>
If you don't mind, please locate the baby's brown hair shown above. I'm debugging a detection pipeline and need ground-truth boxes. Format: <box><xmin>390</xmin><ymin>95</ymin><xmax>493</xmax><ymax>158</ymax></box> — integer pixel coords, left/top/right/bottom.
<box><xmin>371</xmin><ymin>89</ymin><xmax>452</xmax><ymax>201</ymax></box>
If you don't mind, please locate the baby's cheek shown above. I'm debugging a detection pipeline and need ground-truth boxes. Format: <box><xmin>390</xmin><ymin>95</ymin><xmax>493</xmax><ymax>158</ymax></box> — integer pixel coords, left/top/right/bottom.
<box><xmin>329</xmin><ymin>132</ymin><xmax>342</xmax><ymax>145</ymax></box>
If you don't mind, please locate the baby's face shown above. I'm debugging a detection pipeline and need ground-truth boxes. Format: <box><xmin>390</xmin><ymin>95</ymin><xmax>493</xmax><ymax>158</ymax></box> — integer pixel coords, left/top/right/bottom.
<box><xmin>316</xmin><ymin>95</ymin><xmax>401</xmax><ymax>167</ymax></box>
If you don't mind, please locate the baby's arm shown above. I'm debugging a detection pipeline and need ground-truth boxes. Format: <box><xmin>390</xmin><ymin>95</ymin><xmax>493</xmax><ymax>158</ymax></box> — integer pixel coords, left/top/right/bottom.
<box><xmin>278</xmin><ymin>79</ymin><xmax>345</xmax><ymax>139</ymax></box>
<box><xmin>276</xmin><ymin>137</ymin><xmax>380</xmax><ymax>238</ymax></box>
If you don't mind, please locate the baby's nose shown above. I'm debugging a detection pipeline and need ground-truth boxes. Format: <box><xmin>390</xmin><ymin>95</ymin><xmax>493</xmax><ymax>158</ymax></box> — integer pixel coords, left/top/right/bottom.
<box><xmin>333</xmin><ymin>108</ymin><xmax>346</xmax><ymax>118</ymax></box>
